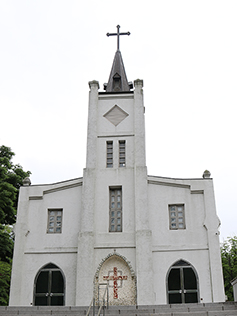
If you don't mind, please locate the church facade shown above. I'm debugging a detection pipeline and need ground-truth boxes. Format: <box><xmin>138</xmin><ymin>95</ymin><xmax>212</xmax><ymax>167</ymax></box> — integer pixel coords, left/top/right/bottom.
<box><xmin>9</xmin><ymin>28</ymin><xmax>225</xmax><ymax>306</ymax></box>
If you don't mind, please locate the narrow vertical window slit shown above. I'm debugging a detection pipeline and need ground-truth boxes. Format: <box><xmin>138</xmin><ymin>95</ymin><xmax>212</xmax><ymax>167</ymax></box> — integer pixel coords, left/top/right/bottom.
<box><xmin>107</xmin><ymin>141</ymin><xmax>113</xmax><ymax>168</ymax></box>
<box><xmin>109</xmin><ymin>187</ymin><xmax>122</xmax><ymax>232</ymax></box>
<box><xmin>119</xmin><ymin>140</ymin><xmax>126</xmax><ymax>167</ymax></box>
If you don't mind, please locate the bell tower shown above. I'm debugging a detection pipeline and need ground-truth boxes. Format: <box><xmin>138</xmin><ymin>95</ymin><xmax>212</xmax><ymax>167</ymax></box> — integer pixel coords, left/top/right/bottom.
<box><xmin>76</xmin><ymin>26</ymin><xmax>153</xmax><ymax>305</ymax></box>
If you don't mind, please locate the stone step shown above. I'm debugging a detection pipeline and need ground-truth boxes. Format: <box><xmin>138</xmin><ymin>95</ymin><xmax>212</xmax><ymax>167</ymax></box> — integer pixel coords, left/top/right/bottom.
<box><xmin>0</xmin><ymin>303</ymin><xmax>236</xmax><ymax>316</ymax></box>
<box><xmin>102</xmin><ymin>303</ymin><xmax>237</xmax><ymax>314</ymax></box>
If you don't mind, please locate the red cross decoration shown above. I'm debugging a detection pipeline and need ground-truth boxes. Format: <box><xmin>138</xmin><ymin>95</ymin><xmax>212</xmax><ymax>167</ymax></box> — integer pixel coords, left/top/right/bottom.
<box><xmin>103</xmin><ymin>267</ymin><xmax>128</xmax><ymax>299</ymax></box>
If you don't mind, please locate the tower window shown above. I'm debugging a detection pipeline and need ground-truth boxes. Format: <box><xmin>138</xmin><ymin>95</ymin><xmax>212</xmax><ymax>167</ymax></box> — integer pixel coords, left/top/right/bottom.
<box><xmin>47</xmin><ymin>209</ymin><xmax>63</xmax><ymax>233</ymax></box>
<box><xmin>106</xmin><ymin>141</ymin><xmax>113</xmax><ymax>168</ymax></box>
<box><xmin>119</xmin><ymin>140</ymin><xmax>126</xmax><ymax>167</ymax></box>
<box><xmin>169</xmin><ymin>205</ymin><xmax>185</xmax><ymax>230</ymax></box>
<box><xmin>112</xmin><ymin>73</ymin><xmax>121</xmax><ymax>92</ymax></box>
<box><xmin>109</xmin><ymin>187</ymin><xmax>122</xmax><ymax>232</ymax></box>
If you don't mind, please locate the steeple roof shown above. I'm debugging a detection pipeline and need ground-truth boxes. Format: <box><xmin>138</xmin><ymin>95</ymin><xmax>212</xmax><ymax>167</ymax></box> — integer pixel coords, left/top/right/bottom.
<box><xmin>105</xmin><ymin>50</ymin><xmax>132</xmax><ymax>92</ymax></box>
<box><xmin>104</xmin><ymin>25</ymin><xmax>133</xmax><ymax>93</ymax></box>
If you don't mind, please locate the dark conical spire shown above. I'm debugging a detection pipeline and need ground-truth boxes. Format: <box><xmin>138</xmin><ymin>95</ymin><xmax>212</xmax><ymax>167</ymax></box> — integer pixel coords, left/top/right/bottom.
<box><xmin>104</xmin><ymin>25</ymin><xmax>133</xmax><ymax>93</ymax></box>
<box><xmin>105</xmin><ymin>50</ymin><xmax>132</xmax><ymax>92</ymax></box>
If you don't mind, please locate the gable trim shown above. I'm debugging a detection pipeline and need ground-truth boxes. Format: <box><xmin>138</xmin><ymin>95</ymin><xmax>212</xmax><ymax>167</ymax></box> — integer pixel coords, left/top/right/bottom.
<box><xmin>148</xmin><ymin>180</ymin><xmax>190</xmax><ymax>189</ymax></box>
<box><xmin>43</xmin><ymin>182</ymin><xmax>82</xmax><ymax>195</ymax></box>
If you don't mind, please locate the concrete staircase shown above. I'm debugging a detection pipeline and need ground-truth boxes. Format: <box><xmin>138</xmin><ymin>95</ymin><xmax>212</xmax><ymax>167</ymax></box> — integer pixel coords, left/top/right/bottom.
<box><xmin>1</xmin><ymin>302</ymin><xmax>237</xmax><ymax>316</ymax></box>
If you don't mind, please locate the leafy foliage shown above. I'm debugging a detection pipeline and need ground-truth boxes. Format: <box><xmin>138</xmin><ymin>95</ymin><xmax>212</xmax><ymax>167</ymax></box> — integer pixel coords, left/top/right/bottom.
<box><xmin>0</xmin><ymin>261</ymin><xmax>12</xmax><ymax>306</ymax></box>
<box><xmin>0</xmin><ymin>146</ymin><xmax>31</xmax><ymax>225</ymax></box>
<box><xmin>221</xmin><ymin>236</ymin><xmax>237</xmax><ymax>301</ymax></box>
<box><xmin>0</xmin><ymin>145</ymin><xmax>31</xmax><ymax>305</ymax></box>
<box><xmin>0</xmin><ymin>225</ymin><xmax>14</xmax><ymax>263</ymax></box>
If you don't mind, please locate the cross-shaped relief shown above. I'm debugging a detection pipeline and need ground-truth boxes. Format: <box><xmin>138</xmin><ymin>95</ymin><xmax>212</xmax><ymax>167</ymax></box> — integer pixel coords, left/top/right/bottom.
<box><xmin>103</xmin><ymin>267</ymin><xmax>128</xmax><ymax>299</ymax></box>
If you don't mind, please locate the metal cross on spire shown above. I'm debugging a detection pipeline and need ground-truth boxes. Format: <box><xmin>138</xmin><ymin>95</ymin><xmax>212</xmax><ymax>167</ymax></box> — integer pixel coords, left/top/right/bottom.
<box><xmin>106</xmin><ymin>25</ymin><xmax>130</xmax><ymax>51</ymax></box>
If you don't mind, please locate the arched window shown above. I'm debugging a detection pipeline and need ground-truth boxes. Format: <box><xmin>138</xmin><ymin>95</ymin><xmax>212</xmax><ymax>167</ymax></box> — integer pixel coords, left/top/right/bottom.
<box><xmin>34</xmin><ymin>263</ymin><xmax>65</xmax><ymax>306</ymax></box>
<box><xmin>167</xmin><ymin>260</ymin><xmax>199</xmax><ymax>304</ymax></box>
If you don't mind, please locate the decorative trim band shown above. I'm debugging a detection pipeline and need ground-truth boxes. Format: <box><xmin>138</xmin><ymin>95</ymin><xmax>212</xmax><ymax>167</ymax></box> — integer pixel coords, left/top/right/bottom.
<box><xmin>29</xmin><ymin>196</ymin><xmax>43</xmax><ymax>200</ymax></box>
<box><xmin>43</xmin><ymin>181</ymin><xmax>82</xmax><ymax>195</ymax></box>
<box><xmin>98</xmin><ymin>134</ymin><xmax>134</xmax><ymax>138</ymax></box>
<box><xmin>152</xmin><ymin>247</ymin><xmax>209</xmax><ymax>253</ymax></box>
<box><xmin>191</xmin><ymin>190</ymin><xmax>204</xmax><ymax>194</ymax></box>
<box><xmin>94</xmin><ymin>246</ymin><xmax>136</xmax><ymax>249</ymax></box>
<box><xmin>24</xmin><ymin>250</ymin><xmax>77</xmax><ymax>254</ymax></box>
<box><xmin>148</xmin><ymin>180</ymin><xmax>190</xmax><ymax>189</ymax></box>
<box><xmin>98</xmin><ymin>92</ymin><xmax>134</xmax><ymax>99</ymax></box>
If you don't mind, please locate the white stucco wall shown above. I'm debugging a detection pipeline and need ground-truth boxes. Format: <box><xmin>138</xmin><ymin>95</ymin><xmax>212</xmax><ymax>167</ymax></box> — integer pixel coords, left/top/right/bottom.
<box><xmin>148</xmin><ymin>176</ymin><xmax>225</xmax><ymax>304</ymax></box>
<box><xmin>10</xmin><ymin>80</ymin><xmax>225</xmax><ymax>307</ymax></box>
<box><xmin>9</xmin><ymin>178</ymin><xmax>82</xmax><ymax>306</ymax></box>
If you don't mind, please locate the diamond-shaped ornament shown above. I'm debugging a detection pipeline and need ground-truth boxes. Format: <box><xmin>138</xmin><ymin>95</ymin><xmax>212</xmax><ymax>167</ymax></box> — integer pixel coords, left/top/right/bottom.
<box><xmin>103</xmin><ymin>105</ymin><xmax>129</xmax><ymax>126</ymax></box>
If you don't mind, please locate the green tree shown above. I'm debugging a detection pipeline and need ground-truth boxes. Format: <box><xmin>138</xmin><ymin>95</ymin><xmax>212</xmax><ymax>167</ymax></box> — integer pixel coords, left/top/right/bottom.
<box><xmin>0</xmin><ymin>145</ymin><xmax>31</xmax><ymax>305</ymax></box>
<box><xmin>221</xmin><ymin>236</ymin><xmax>237</xmax><ymax>301</ymax></box>
<box><xmin>0</xmin><ymin>257</ymin><xmax>12</xmax><ymax>305</ymax></box>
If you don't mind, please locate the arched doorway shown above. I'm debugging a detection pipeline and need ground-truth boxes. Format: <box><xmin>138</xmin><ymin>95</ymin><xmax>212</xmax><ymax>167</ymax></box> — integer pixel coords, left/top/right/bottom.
<box><xmin>94</xmin><ymin>253</ymin><xmax>136</xmax><ymax>305</ymax></box>
<box><xmin>34</xmin><ymin>263</ymin><xmax>65</xmax><ymax>306</ymax></box>
<box><xmin>167</xmin><ymin>260</ymin><xmax>199</xmax><ymax>304</ymax></box>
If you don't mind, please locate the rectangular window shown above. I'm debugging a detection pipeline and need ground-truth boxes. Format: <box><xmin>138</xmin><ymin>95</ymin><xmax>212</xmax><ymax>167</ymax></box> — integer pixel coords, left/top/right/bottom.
<box><xmin>106</xmin><ymin>141</ymin><xmax>113</xmax><ymax>168</ymax></box>
<box><xmin>169</xmin><ymin>205</ymin><xmax>185</xmax><ymax>230</ymax></box>
<box><xmin>47</xmin><ymin>209</ymin><xmax>63</xmax><ymax>233</ymax></box>
<box><xmin>119</xmin><ymin>140</ymin><xmax>126</xmax><ymax>167</ymax></box>
<box><xmin>109</xmin><ymin>187</ymin><xmax>122</xmax><ymax>232</ymax></box>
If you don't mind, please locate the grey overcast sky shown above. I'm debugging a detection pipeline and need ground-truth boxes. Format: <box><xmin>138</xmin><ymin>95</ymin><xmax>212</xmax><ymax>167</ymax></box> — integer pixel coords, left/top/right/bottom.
<box><xmin>0</xmin><ymin>0</ymin><xmax>236</xmax><ymax>241</ymax></box>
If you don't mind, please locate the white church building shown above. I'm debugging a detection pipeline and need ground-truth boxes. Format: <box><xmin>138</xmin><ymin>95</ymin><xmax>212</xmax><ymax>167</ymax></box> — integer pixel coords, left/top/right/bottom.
<box><xmin>10</xmin><ymin>26</ymin><xmax>225</xmax><ymax>307</ymax></box>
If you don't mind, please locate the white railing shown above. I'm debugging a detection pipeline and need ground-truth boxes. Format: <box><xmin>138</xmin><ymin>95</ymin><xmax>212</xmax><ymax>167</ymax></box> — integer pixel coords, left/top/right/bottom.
<box><xmin>85</xmin><ymin>283</ymin><xmax>109</xmax><ymax>316</ymax></box>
